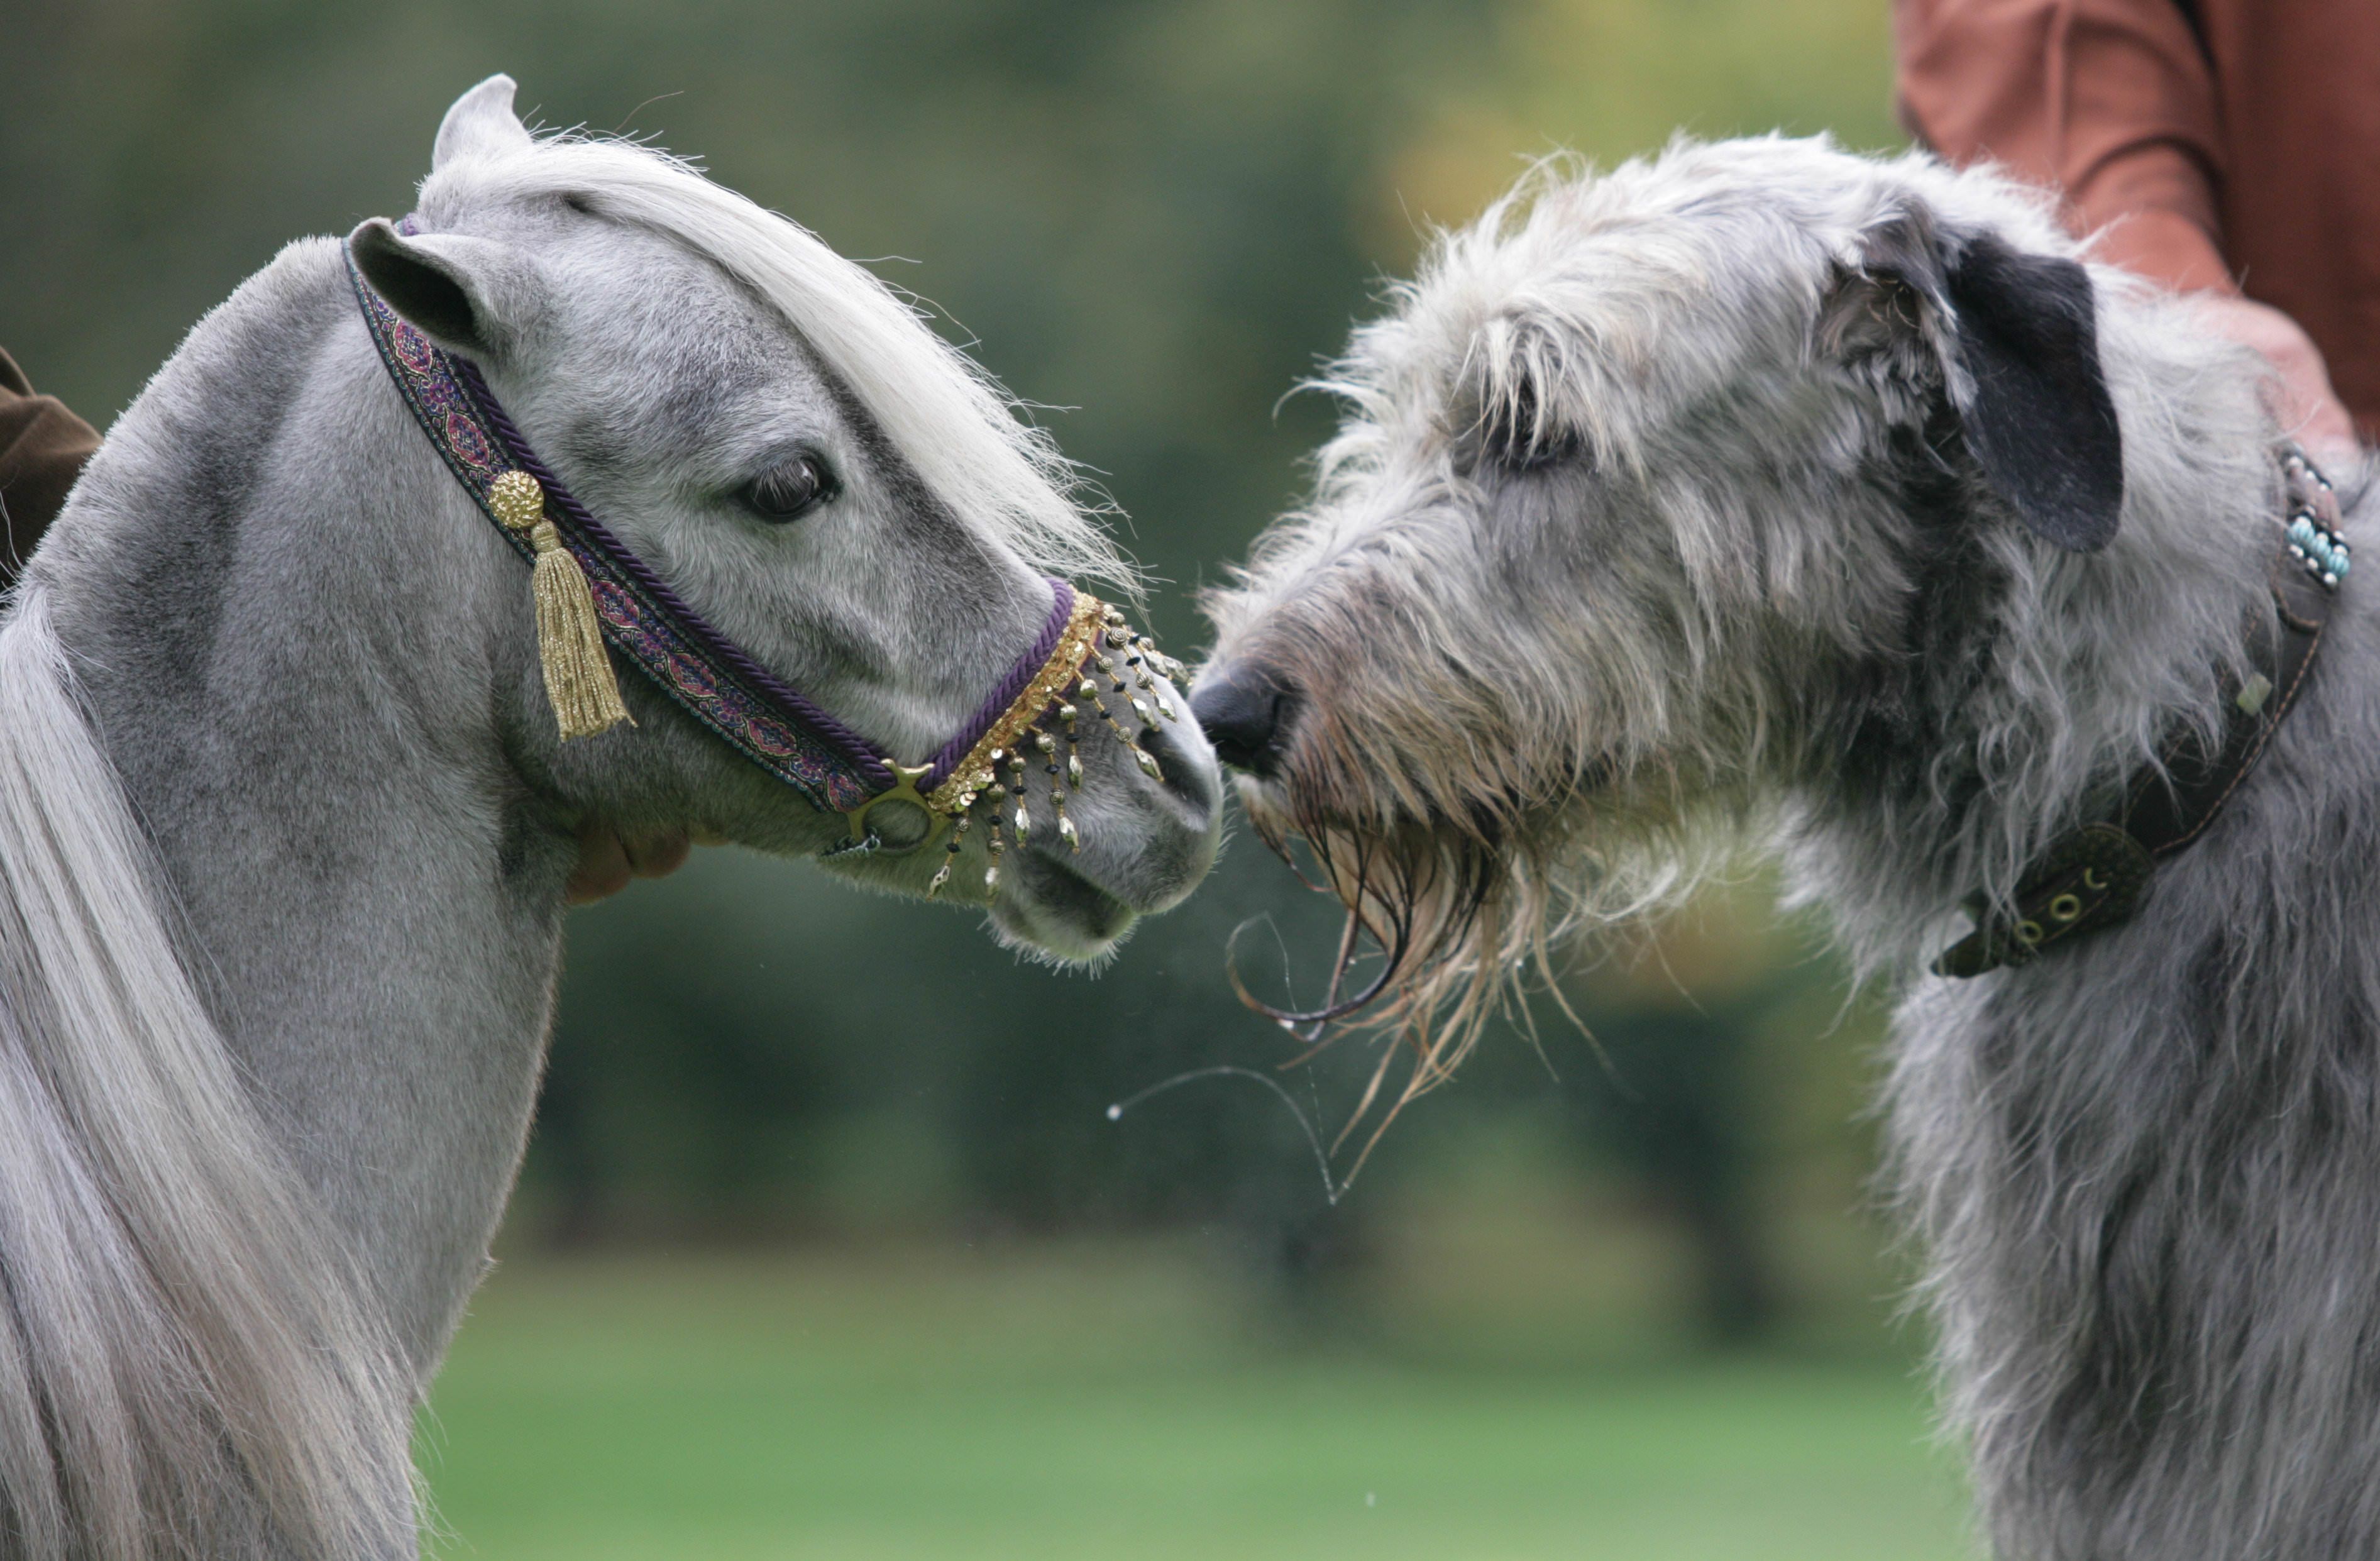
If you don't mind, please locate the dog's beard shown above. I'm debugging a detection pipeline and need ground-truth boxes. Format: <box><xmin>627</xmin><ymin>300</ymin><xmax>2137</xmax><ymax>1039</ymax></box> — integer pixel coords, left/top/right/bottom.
<box><xmin>1235</xmin><ymin>747</ymin><xmax>1735</xmax><ymax>1174</ymax></box>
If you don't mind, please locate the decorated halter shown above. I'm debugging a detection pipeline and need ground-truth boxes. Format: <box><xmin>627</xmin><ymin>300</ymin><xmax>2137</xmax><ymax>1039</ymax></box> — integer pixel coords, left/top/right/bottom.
<box><xmin>347</xmin><ymin>234</ymin><xmax>1186</xmax><ymax>895</ymax></box>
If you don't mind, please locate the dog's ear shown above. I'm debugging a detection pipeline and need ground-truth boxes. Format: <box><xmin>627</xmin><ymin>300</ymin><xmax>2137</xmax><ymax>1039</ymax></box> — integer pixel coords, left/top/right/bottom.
<box><xmin>1836</xmin><ymin>217</ymin><xmax>2125</xmax><ymax>553</ymax></box>
<box><xmin>1939</xmin><ymin>234</ymin><xmax>2125</xmax><ymax>552</ymax></box>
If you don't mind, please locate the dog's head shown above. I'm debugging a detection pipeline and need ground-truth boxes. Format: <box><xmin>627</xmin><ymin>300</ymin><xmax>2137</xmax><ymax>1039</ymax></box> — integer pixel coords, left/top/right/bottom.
<box><xmin>1196</xmin><ymin>135</ymin><xmax>2162</xmax><ymax>1074</ymax></box>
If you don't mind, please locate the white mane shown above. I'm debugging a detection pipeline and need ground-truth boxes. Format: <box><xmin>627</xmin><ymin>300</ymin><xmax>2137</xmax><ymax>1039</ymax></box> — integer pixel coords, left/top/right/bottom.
<box><xmin>417</xmin><ymin>132</ymin><xmax>1134</xmax><ymax>593</ymax></box>
<box><xmin>0</xmin><ymin>590</ymin><xmax>415</xmax><ymax>1559</ymax></box>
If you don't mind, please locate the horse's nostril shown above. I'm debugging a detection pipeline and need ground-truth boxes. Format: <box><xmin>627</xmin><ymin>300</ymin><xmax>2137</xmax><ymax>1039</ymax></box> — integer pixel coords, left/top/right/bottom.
<box><xmin>1191</xmin><ymin>664</ymin><xmax>1292</xmax><ymax>775</ymax></box>
<box><xmin>1140</xmin><ymin>717</ymin><xmax>1220</xmax><ymax>815</ymax></box>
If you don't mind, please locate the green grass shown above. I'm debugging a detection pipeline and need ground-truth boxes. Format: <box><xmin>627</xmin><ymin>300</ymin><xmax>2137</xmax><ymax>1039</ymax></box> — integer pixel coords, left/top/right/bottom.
<box><xmin>419</xmin><ymin>1244</ymin><xmax>1977</xmax><ymax>1560</ymax></box>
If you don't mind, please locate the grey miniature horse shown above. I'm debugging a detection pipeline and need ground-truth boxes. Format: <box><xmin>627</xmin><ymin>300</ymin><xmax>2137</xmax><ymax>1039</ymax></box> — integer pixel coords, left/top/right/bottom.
<box><xmin>0</xmin><ymin>77</ymin><xmax>1218</xmax><ymax>1560</ymax></box>
<box><xmin>1198</xmin><ymin>135</ymin><xmax>2380</xmax><ymax>1559</ymax></box>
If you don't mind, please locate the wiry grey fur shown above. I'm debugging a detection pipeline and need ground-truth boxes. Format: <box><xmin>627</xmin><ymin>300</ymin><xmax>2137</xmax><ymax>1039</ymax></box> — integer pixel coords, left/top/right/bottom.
<box><xmin>0</xmin><ymin>76</ymin><xmax>1218</xmax><ymax>1560</ymax></box>
<box><xmin>1200</xmin><ymin>135</ymin><xmax>2380</xmax><ymax>1558</ymax></box>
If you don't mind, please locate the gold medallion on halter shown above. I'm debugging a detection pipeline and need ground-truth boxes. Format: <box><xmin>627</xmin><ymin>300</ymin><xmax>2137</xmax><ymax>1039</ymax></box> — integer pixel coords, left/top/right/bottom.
<box><xmin>487</xmin><ymin>470</ymin><xmax>634</xmax><ymax>741</ymax></box>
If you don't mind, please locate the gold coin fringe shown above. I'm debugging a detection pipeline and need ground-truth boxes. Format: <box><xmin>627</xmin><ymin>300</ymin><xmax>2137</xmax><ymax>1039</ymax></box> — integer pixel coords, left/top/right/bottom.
<box><xmin>927</xmin><ymin>595</ymin><xmax>1187</xmax><ymax>899</ymax></box>
<box><xmin>490</xmin><ymin>470</ymin><xmax>633</xmax><ymax>741</ymax></box>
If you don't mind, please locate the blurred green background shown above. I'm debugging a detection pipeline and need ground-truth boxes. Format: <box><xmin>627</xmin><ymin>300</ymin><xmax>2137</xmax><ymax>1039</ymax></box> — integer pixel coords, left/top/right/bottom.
<box><xmin>4</xmin><ymin>1</ymin><xmax>1975</xmax><ymax>1555</ymax></box>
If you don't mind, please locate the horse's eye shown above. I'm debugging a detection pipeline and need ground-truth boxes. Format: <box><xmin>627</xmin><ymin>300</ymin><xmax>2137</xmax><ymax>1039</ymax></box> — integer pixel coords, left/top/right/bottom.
<box><xmin>741</xmin><ymin>454</ymin><xmax>837</xmax><ymax>523</ymax></box>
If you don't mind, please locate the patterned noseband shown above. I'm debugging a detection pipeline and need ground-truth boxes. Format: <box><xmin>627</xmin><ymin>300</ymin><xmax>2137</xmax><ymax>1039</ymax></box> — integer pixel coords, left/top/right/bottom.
<box><xmin>347</xmin><ymin>233</ymin><xmax>1184</xmax><ymax>883</ymax></box>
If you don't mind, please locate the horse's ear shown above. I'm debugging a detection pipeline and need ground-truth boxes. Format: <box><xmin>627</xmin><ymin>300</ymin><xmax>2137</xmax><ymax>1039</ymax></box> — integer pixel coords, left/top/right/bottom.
<box><xmin>348</xmin><ymin>219</ymin><xmax>544</xmax><ymax>363</ymax></box>
<box><xmin>433</xmin><ymin>74</ymin><xmax>533</xmax><ymax>170</ymax></box>
<box><xmin>1836</xmin><ymin>215</ymin><xmax>2125</xmax><ymax>553</ymax></box>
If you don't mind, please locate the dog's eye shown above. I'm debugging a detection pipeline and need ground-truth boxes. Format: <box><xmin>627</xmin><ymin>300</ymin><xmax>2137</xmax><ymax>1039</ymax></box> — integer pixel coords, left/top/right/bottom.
<box><xmin>1475</xmin><ymin>383</ymin><xmax>1578</xmax><ymax>473</ymax></box>
<box><xmin>740</xmin><ymin>454</ymin><xmax>838</xmax><ymax>523</ymax></box>
<box><xmin>1483</xmin><ymin>427</ymin><xmax>1573</xmax><ymax>472</ymax></box>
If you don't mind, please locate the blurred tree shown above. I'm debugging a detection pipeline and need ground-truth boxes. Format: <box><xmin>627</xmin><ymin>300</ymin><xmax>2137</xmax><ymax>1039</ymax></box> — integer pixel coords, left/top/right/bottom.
<box><xmin>1366</xmin><ymin>0</ymin><xmax>1901</xmax><ymax>240</ymax></box>
<box><xmin>1555</xmin><ymin>893</ymin><xmax>1834</xmax><ymax>1343</ymax></box>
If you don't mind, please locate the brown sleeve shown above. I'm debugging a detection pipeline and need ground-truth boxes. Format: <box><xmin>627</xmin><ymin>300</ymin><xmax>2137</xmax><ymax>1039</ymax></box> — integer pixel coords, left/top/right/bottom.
<box><xmin>0</xmin><ymin>347</ymin><xmax>100</xmax><ymax>576</ymax></box>
<box><xmin>1894</xmin><ymin>0</ymin><xmax>2237</xmax><ymax>295</ymax></box>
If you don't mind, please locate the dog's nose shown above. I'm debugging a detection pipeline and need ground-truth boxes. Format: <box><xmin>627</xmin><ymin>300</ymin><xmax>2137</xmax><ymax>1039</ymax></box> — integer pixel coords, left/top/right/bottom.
<box><xmin>1191</xmin><ymin>663</ymin><xmax>1293</xmax><ymax>775</ymax></box>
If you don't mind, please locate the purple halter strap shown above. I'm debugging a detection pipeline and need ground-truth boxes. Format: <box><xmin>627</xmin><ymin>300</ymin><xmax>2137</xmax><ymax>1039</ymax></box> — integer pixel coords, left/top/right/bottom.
<box><xmin>346</xmin><ymin>240</ymin><xmax>1077</xmax><ymax>820</ymax></box>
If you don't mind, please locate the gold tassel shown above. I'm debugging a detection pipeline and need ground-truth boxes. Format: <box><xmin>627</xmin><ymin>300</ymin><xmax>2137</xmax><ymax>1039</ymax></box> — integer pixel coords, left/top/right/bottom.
<box><xmin>530</xmin><ymin>523</ymin><xmax>632</xmax><ymax>739</ymax></box>
<box><xmin>488</xmin><ymin>471</ymin><xmax>632</xmax><ymax>741</ymax></box>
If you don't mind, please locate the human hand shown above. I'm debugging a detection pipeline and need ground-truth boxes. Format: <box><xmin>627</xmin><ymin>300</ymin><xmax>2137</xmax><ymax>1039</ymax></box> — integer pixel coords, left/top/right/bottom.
<box><xmin>565</xmin><ymin>817</ymin><xmax>692</xmax><ymax>905</ymax></box>
<box><xmin>2191</xmin><ymin>294</ymin><xmax>2360</xmax><ymax>464</ymax></box>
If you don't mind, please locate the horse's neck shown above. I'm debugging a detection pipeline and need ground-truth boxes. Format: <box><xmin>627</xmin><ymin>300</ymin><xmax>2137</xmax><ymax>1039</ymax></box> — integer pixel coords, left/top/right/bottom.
<box><xmin>35</xmin><ymin>239</ymin><xmax>571</xmax><ymax>1371</ymax></box>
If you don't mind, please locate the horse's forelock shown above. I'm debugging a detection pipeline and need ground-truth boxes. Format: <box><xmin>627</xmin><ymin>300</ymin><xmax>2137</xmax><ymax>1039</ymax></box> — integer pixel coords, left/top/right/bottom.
<box><xmin>416</xmin><ymin>132</ymin><xmax>1138</xmax><ymax>600</ymax></box>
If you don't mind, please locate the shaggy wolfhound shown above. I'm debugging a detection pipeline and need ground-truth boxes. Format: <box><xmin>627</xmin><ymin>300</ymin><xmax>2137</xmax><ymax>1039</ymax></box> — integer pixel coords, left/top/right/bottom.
<box><xmin>1196</xmin><ymin>136</ymin><xmax>2380</xmax><ymax>1559</ymax></box>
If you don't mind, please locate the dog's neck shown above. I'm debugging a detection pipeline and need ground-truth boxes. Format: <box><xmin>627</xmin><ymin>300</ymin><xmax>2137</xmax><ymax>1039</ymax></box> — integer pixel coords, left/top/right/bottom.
<box><xmin>1784</xmin><ymin>292</ymin><xmax>2328</xmax><ymax>977</ymax></box>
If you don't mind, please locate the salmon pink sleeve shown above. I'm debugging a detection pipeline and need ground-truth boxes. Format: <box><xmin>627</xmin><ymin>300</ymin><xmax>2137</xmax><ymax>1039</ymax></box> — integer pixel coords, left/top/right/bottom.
<box><xmin>1895</xmin><ymin>0</ymin><xmax>2237</xmax><ymax>294</ymax></box>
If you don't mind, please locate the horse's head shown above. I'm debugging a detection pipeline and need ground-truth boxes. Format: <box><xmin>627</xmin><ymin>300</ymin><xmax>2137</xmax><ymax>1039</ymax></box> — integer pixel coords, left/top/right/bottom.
<box><xmin>349</xmin><ymin>77</ymin><xmax>1220</xmax><ymax>961</ymax></box>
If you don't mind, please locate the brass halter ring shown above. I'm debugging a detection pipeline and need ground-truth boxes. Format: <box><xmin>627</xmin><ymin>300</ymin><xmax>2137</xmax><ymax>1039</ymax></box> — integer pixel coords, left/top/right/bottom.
<box><xmin>842</xmin><ymin>763</ymin><xmax>945</xmax><ymax>858</ymax></box>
